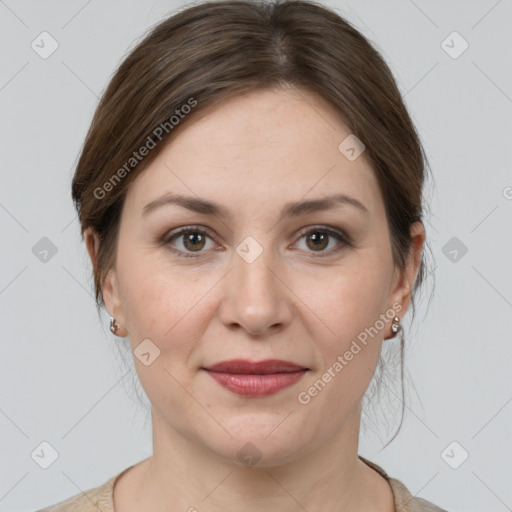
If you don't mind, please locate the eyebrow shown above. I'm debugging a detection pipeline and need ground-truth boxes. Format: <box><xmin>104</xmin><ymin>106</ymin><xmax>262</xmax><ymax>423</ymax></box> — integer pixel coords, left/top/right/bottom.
<box><xmin>142</xmin><ymin>192</ymin><xmax>369</xmax><ymax>219</ymax></box>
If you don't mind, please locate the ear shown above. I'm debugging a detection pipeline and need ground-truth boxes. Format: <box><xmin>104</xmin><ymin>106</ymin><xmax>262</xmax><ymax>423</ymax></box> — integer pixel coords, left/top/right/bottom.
<box><xmin>388</xmin><ymin>221</ymin><xmax>426</xmax><ymax>324</ymax></box>
<box><xmin>84</xmin><ymin>227</ymin><xmax>129</xmax><ymax>337</ymax></box>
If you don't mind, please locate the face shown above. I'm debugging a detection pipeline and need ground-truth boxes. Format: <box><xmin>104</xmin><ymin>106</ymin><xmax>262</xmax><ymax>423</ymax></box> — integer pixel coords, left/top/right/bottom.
<box><xmin>88</xmin><ymin>87</ymin><xmax>424</xmax><ymax>467</ymax></box>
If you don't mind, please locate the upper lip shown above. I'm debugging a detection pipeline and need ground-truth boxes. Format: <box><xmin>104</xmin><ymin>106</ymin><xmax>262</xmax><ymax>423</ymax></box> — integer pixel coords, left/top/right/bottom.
<box><xmin>203</xmin><ymin>359</ymin><xmax>308</xmax><ymax>374</ymax></box>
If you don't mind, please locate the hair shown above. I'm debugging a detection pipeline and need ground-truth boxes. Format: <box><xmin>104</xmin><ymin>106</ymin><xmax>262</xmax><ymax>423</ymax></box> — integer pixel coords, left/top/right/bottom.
<box><xmin>71</xmin><ymin>0</ymin><xmax>435</xmax><ymax>445</ymax></box>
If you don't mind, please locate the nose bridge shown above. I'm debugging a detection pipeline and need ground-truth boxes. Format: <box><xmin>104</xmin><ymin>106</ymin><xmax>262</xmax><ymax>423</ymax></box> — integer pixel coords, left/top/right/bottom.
<box><xmin>233</xmin><ymin>233</ymin><xmax>279</xmax><ymax>298</ymax></box>
<box><xmin>220</xmin><ymin>233</ymin><xmax>291</xmax><ymax>334</ymax></box>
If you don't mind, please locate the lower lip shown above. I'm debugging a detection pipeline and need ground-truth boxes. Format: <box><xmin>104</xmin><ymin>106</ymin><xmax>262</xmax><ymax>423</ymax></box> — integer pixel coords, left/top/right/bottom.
<box><xmin>203</xmin><ymin>369</ymin><xmax>307</xmax><ymax>397</ymax></box>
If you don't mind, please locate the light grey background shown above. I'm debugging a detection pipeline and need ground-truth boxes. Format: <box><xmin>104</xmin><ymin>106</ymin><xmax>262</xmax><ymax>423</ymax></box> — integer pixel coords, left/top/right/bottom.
<box><xmin>1</xmin><ymin>1</ymin><xmax>511</xmax><ymax>511</ymax></box>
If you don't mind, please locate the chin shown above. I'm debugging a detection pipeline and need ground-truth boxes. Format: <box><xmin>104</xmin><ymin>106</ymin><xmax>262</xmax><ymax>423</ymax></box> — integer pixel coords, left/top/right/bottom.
<box><xmin>199</xmin><ymin>415</ymin><xmax>312</xmax><ymax>468</ymax></box>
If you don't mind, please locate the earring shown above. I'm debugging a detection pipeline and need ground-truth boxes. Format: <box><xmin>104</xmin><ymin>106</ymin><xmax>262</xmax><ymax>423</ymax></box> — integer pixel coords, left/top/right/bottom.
<box><xmin>391</xmin><ymin>316</ymin><xmax>400</xmax><ymax>334</ymax></box>
<box><xmin>110</xmin><ymin>316</ymin><xmax>120</xmax><ymax>334</ymax></box>
<box><xmin>386</xmin><ymin>315</ymin><xmax>401</xmax><ymax>339</ymax></box>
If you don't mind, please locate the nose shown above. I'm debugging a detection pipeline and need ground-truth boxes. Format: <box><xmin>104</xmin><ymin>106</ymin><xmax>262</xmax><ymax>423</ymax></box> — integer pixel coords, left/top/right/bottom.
<box><xmin>218</xmin><ymin>243</ymin><xmax>294</xmax><ymax>337</ymax></box>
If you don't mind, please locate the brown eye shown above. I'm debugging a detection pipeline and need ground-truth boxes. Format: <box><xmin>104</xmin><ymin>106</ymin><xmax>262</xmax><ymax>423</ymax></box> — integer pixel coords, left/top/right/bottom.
<box><xmin>163</xmin><ymin>227</ymin><xmax>215</xmax><ymax>258</ymax></box>
<box><xmin>182</xmin><ymin>231</ymin><xmax>207</xmax><ymax>251</ymax></box>
<box><xmin>162</xmin><ymin>225</ymin><xmax>350</xmax><ymax>259</ymax></box>
<box><xmin>305</xmin><ymin>232</ymin><xmax>329</xmax><ymax>251</ymax></box>
<box><xmin>295</xmin><ymin>227</ymin><xmax>351</xmax><ymax>257</ymax></box>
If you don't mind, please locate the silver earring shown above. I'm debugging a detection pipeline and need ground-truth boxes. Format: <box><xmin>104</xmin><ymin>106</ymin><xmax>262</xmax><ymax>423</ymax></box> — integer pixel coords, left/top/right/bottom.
<box><xmin>110</xmin><ymin>316</ymin><xmax>120</xmax><ymax>334</ymax></box>
<box><xmin>389</xmin><ymin>316</ymin><xmax>400</xmax><ymax>338</ymax></box>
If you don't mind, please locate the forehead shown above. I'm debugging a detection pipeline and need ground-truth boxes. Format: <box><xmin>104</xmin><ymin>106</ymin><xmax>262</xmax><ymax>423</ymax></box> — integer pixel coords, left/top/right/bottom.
<box><xmin>124</xmin><ymin>88</ymin><xmax>383</xmax><ymax>220</ymax></box>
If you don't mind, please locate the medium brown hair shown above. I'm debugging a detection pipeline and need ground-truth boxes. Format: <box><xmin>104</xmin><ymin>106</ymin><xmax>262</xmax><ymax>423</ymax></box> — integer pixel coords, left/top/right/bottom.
<box><xmin>71</xmin><ymin>0</ymin><xmax>435</xmax><ymax>444</ymax></box>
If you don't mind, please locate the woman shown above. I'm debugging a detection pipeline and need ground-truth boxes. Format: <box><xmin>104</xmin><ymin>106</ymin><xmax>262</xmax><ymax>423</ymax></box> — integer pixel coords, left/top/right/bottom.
<box><xmin>38</xmin><ymin>0</ymin><xmax>447</xmax><ymax>510</ymax></box>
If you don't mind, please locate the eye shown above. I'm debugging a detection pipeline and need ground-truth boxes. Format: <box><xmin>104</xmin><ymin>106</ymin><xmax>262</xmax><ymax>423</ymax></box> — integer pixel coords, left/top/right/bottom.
<box><xmin>293</xmin><ymin>226</ymin><xmax>351</xmax><ymax>257</ymax></box>
<box><xmin>161</xmin><ymin>225</ymin><xmax>351</xmax><ymax>258</ymax></box>
<box><xmin>162</xmin><ymin>226</ymin><xmax>216</xmax><ymax>258</ymax></box>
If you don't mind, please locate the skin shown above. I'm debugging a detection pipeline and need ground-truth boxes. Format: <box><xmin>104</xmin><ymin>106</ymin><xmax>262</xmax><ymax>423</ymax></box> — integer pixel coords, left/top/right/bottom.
<box><xmin>86</xmin><ymin>86</ymin><xmax>425</xmax><ymax>512</ymax></box>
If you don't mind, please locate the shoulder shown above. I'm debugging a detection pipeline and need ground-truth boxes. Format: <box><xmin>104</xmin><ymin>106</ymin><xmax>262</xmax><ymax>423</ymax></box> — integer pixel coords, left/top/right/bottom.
<box><xmin>358</xmin><ymin>455</ymin><xmax>449</xmax><ymax>512</ymax></box>
<box><xmin>388</xmin><ymin>477</ymin><xmax>449</xmax><ymax>512</ymax></box>
<box><xmin>35</xmin><ymin>473</ymin><xmax>118</xmax><ymax>512</ymax></box>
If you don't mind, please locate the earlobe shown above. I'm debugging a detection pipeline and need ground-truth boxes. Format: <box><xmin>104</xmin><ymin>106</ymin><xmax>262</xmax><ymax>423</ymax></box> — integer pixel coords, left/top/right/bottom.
<box><xmin>387</xmin><ymin>221</ymin><xmax>426</xmax><ymax>325</ymax></box>
<box><xmin>102</xmin><ymin>265</ymin><xmax>128</xmax><ymax>337</ymax></box>
<box><xmin>84</xmin><ymin>227</ymin><xmax>128</xmax><ymax>337</ymax></box>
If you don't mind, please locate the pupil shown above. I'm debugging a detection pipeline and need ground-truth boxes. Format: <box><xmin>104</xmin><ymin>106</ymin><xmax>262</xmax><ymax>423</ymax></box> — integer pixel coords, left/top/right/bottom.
<box><xmin>186</xmin><ymin>232</ymin><xmax>204</xmax><ymax>250</ymax></box>
<box><xmin>309</xmin><ymin>232</ymin><xmax>327</xmax><ymax>250</ymax></box>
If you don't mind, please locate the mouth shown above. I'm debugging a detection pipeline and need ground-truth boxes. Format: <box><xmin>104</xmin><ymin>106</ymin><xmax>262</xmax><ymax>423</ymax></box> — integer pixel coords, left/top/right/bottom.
<box><xmin>202</xmin><ymin>359</ymin><xmax>309</xmax><ymax>397</ymax></box>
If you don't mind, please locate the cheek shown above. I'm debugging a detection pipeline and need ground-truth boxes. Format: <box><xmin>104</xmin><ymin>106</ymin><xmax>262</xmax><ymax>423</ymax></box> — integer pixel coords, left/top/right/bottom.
<box><xmin>302</xmin><ymin>262</ymin><xmax>391</xmax><ymax>402</ymax></box>
<box><xmin>298</xmin><ymin>268</ymin><xmax>389</xmax><ymax>412</ymax></box>
<box><xmin>117</xmin><ymin>249</ymin><xmax>215</xmax><ymax>352</ymax></box>
<box><xmin>316</xmin><ymin>263</ymin><xmax>391</xmax><ymax>338</ymax></box>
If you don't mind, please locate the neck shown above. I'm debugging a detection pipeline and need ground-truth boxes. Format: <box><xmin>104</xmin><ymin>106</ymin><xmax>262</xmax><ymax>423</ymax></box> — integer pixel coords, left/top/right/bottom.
<box><xmin>118</xmin><ymin>405</ymin><xmax>389</xmax><ymax>512</ymax></box>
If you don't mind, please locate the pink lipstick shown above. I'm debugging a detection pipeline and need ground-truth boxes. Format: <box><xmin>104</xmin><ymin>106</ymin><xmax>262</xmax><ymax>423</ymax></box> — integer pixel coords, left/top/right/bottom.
<box><xmin>202</xmin><ymin>359</ymin><xmax>308</xmax><ymax>397</ymax></box>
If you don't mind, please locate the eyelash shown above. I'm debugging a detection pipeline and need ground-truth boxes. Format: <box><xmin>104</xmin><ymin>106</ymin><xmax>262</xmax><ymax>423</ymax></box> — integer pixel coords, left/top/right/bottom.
<box><xmin>160</xmin><ymin>225</ymin><xmax>352</xmax><ymax>259</ymax></box>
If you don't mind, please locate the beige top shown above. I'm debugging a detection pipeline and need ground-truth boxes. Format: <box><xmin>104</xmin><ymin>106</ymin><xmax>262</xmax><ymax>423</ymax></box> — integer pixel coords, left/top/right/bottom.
<box><xmin>36</xmin><ymin>455</ymin><xmax>448</xmax><ymax>511</ymax></box>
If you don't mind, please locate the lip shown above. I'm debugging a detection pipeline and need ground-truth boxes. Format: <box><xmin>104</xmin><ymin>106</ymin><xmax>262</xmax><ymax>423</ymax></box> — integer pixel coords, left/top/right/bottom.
<box><xmin>202</xmin><ymin>359</ymin><xmax>308</xmax><ymax>397</ymax></box>
<box><xmin>204</xmin><ymin>359</ymin><xmax>307</xmax><ymax>374</ymax></box>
